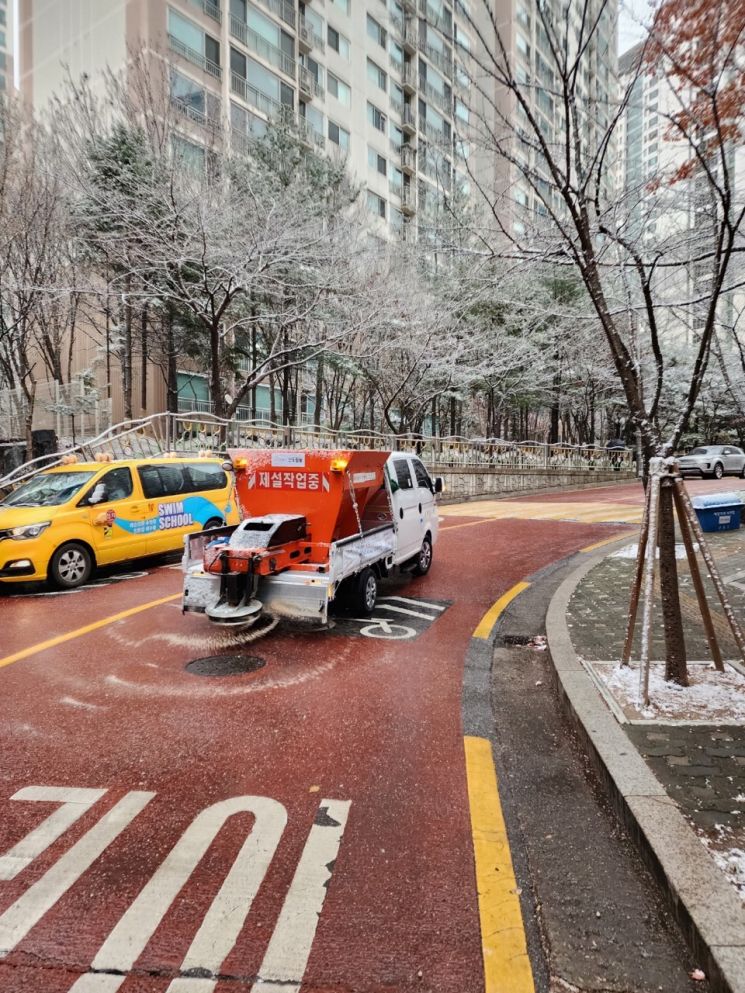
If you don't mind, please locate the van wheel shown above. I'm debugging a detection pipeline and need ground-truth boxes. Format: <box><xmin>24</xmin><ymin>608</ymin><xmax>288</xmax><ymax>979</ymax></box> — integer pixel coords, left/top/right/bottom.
<box><xmin>353</xmin><ymin>568</ymin><xmax>378</xmax><ymax>616</ymax></box>
<box><xmin>204</xmin><ymin>518</ymin><xmax>223</xmax><ymax>530</ymax></box>
<box><xmin>413</xmin><ymin>534</ymin><xmax>433</xmax><ymax>576</ymax></box>
<box><xmin>49</xmin><ymin>542</ymin><xmax>94</xmax><ymax>589</ymax></box>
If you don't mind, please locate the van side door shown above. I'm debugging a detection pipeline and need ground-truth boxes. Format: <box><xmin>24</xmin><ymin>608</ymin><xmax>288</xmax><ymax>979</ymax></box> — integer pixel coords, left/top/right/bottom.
<box><xmin>390</xmin><ymin>457</ymin><xmax>421</xmax><ymax>562</ymax></box>
<box><xmin>410</xmin><ymin>457</ymin><xmax>439</xmax><ymax>544</ymax></box>
<box><xmin>79</xmin><ymin>466</ymin><xmax>146</xmax><ymax>565</ymax></box>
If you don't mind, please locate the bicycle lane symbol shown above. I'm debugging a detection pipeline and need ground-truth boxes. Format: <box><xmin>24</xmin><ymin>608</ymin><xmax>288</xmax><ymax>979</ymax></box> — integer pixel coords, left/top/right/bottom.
<box><xmin>336</xmin><ymin>596</ymin><xmax>452</xmax><ymax>640</ymax></box>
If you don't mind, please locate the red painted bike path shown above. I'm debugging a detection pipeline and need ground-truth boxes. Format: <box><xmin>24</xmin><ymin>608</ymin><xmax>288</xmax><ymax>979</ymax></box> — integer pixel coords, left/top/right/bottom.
<box><xmin>0</xmin><ymin>514</ymin><xmax>625</xmax><ymax>992</ymax></box>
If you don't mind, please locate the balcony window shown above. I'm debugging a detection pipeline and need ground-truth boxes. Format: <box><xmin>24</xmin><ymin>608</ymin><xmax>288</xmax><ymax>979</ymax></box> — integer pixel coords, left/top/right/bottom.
<box><xmin>367</xmin><ymin>102</ymin><xmax>387</xmax><ymax>133</ymax></box>
<box><xmin>328</xmin><ymin>72</ymin><xmax>351</xmax><ymax>105</ymax></box>
<box><xmin>302</xmin><ymin>102</ymin><xmax>325</xmax><ymax>137</ymax></box>
<box><xmin>170</xmin><ymin>69</ymin><xmax>207</xmax><ymax>116</ymax></box>
<box><xmin>367</xmin><ymin>14</ymin><xmax>386</xmax><ymax>47</ymax></box>
<box><xmin>389</xmin><ymin>39</ymin><xmax>404</xmax><ymax>69</ymax></box>
<box><xmin>368</xmin><ymin>146</ymin><xmax>387</xmax><ymax>175</ymax></box>
<box><xmin>367</xmin><ymin>190</ymin><xmax>387</xmax><ymax>218</ymax></box>
<box><xmin>169</xmin><ymin>8</ymin><xmax>221</xmax><ymax>72</ymax></box>
<box><xmin>303</xmin><ymin>5</ymin><xmax>324</xmax><ymax>38</ymax></box>
<box><xmin>328</xmin><ymin>25</ymin><xmax>351</xmax><ymax>59</ymax></box>
<box><xmin>172</xmin><ymin>135</ymin><xmax>206</xmax><ymax>171</ymax></box>
<box><xmin>331</xmin><ymin>0</ymin><xmax>350</xmax><ymax>13</ymax></box>
<box><xmin>328</xmin><ymin>119</ymin><xmax>350</xmax><ymax>149</ymax></box>
<box><xmin>231</xmin><ymin>101</ymin><xmax>268</xmax><ymax>138</ymax></box>
<box><xmin>367</xmin><ymin>58</ymin><xmax>387</xmax><ymax>92</ymax></box>
<box><xmin>231</xmin><ymin>0</ymin><xmax>247</xmax><ymax>17</ymax></box>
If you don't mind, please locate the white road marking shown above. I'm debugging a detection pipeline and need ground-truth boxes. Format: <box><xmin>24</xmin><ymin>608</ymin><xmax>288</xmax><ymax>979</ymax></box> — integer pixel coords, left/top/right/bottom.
<box><xmin>378</xmin><ymin>596</ymin><xmax>446</xmax><ymax>611</ymax></box>
<box><xmin>346</xmin><ymin>618</ymin><xmax>417</xmax><ymax>640</ymax></box>
<box><xmin>252</xmin><ymin>800</ymin><xmax>351</xmax><ymax>993</ymax></box>
<box><xmin>375</xmin><ymin>603</ymin><xmax>443</xmax><ymax>620</ymax></box>
<box><xmin>73</xmin><ymin>797</ymin><xmax>287</xmax><ymax>992</ymax></box>
<box><xmin>0</xmin><ymin>791</ymin><xmax>154</xmax><ymax>957</ymax></box>
<box><xmin>0</xmin><ymin>787</ymin><xmax>107</xmax><ymax>881</ymax></box>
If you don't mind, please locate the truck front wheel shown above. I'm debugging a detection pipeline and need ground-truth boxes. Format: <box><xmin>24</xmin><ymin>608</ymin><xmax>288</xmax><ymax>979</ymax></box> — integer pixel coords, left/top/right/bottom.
<box><xmin>412</xmin><ymin>534</ymin><xmax>433</xmax><ymax>576</ymax></box>
<box><xmin>353</xmin><ymin>568</ymin><xmax>378</xmax><ymax>615</ymax></box>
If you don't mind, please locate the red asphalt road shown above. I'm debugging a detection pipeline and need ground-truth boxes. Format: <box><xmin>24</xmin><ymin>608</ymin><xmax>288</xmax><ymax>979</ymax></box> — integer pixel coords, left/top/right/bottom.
<box><xmin>0</xmin><ymin>489</ymin><xmax>646</xmax><ymax>992</ymax></box>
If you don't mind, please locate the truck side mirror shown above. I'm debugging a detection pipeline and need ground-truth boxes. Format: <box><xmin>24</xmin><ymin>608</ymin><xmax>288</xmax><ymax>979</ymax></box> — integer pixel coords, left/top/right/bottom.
<box><xmin>434</xmin><ymin>477</ymin><xmax>444</xmax><ymax>494</ymax></box>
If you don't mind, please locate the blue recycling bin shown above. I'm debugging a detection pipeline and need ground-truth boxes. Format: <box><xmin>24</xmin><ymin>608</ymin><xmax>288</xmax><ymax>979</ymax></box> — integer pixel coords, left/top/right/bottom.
<box><xmin>691</xmin><ymin>492</ymin><xmax>743</xmax><ymax>532</ymax></box>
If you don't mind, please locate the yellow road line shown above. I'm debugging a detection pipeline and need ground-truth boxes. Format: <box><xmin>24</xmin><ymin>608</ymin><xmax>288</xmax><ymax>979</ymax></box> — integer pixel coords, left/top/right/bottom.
<box><xmin>473</xmin><ymin>582</ymin><xmax>530</xmax><ymax>640</ymax></box>
<box><xmin>580</xmin><ymin>530</ymin><xmax>637</xmax><ymax>553</ymax></box>
<box><xmin>0</xmin><ymin>594</ymin><xmax>181</xmax><ymax>670</ymax></box>
<box><xmin>464</xmin><ymin>736</ymin><xmax>535</xmax><ymax>993</ymax></box>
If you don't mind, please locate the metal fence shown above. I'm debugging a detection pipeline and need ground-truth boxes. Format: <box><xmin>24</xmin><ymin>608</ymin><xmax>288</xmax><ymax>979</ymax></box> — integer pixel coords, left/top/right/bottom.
<box><xmin>0</xmin><ymin>410</ymin><xmax>634</xmax><ymax>491</ymax></box>
<box><xmin>0</xmin><ymin>383</ymin><xmax>112</xmax><ymax>445</ymax></box>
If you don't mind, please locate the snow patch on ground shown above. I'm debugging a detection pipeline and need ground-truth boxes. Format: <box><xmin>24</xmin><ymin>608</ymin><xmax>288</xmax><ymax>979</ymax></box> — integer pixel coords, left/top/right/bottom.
<box><xmin>610</xmin><ymin>542</ymin><xmax>697</xmax><ymax>560</ymax></box>
<box><xmin>596</xmin><ymin>661</ymin><xmax>745</xmax><ymax>722</ymax></box>
<box><xmin>698</xmin><ymin>830</ymin><xmax>745</xmax><ymax>903</ymax></box>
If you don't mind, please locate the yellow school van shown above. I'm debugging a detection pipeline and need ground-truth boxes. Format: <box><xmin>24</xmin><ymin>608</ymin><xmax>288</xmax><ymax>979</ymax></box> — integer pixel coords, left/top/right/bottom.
<box><xmin>0</xmin><ymin>456</ymin><xmax>239</xmax><ymax>589</ymax></box>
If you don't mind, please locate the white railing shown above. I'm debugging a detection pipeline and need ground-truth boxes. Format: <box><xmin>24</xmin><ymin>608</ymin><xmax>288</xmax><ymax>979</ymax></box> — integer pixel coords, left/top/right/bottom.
<box><xmin>255</xmin><ymin>0</ymin><xmax>296</xmax><ymax>26</ymax></box>
<box><xmin>0</xmin><ymin>410</ymin><xmax>635</xmax><ymax>492</ymax></box>
<box><xmin>168</xmin><ymin>34</ymin><xmax>222</xmax><ymax>79</ymax></box>
<box><xmin>231</xmin><ymin>73</ymin><xmax>283</xmax><ymax>117</ymax></box>
<box><xmin>230</xmin><ymin>16</ymin><xmax>296</xmax><ymax>77</ymax></box>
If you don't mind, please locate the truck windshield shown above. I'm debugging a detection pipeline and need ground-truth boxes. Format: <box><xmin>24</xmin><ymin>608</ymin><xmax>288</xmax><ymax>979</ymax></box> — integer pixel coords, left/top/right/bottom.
<box><xmin>1</xmin><ymin>471</ymin><xmax>97</xmax><ymax>508</ymax></box>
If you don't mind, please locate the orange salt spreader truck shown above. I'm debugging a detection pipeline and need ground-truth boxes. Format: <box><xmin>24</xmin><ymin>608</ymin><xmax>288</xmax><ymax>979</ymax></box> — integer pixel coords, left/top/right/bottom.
<box><xmin>182</xmin><ymin>448</ymin><xmax>442</xmax><ymax>627</ymax></box>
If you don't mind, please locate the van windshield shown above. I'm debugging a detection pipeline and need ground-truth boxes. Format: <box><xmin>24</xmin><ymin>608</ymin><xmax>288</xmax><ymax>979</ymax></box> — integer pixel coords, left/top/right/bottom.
<box><xmin>1</xmin><ymin>471</ymin><xmax>97</xmax><ymax>508</ymax></box>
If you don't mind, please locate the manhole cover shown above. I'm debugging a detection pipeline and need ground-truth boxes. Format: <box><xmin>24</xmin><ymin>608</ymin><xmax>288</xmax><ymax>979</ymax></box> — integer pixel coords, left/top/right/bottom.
<box><xmin>185</xmin><ymin>655</ymin><xmax>267</xmax><ymax>677</ymax></box>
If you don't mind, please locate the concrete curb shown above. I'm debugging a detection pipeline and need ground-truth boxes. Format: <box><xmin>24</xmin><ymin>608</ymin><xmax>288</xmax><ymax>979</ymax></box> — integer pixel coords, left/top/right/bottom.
<box><xmin>546</xmin><ymin>541</ymin><xmax>745</xmax><ymax>993</ymax></box>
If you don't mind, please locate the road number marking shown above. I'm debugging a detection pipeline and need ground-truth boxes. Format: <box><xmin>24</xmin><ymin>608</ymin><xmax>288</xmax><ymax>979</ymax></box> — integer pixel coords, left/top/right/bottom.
<box><xmin>0</xmin><ymin>787</ymin><xmax>107</xmax><ymax>881</ymax></box>
<box><xmin>0</xmin><ymin>788</ymin><xmax>350</xmax><ymax>991</ymax></box>
<box><xmin>253</xmin><ymin>800</ymin><xmax>350</xmax><ymax>992</ymax></box>
<box><xmin>73</xmin><ymin>796</ymin><xmax>288</xmax><ymax>992</ymax></box>
<box><xmin>0</xmin><ymin>791</ymin><xmax>155</xmax><ymax>958</ymax></box>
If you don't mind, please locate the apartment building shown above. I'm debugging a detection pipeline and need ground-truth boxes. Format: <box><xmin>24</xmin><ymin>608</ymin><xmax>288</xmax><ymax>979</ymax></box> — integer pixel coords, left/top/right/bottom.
<box><xmin>18</xmin><ymin>0</ymin><xmax>478</xmax><ymax>241</ymax></box>
<box><xmin>488</xmin><ymin>0</ymin><xmax>617</xmax><ymax>235</ymax></box>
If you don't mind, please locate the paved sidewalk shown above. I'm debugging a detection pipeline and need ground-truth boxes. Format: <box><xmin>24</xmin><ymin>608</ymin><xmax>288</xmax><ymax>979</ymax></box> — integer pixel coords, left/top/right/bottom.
<box><xmin>568</xmin><ymin>525</ymin><xmax>745</xmax><ymax>897</ymax></box>
<box><xmin>557</xmin><ymin>521</ymin><xmax>745</xmax><ymax>991</ymax></box>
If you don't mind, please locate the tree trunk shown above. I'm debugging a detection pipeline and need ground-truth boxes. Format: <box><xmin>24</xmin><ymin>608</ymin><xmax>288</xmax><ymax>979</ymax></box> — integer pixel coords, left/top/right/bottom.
<box><xmin>165</xmin><ymin>313</ymin><xmax>178</xmax><ymax>414</ymax></box>
<box><xmin>122</xmin><ymin>280</ymin><xmax>133</xmax><ymax>420</ymax></box>
<box><xmin>658</xmin><ymin>477</ymin><xmax>688</xmax><ymax>685</ymax></box>
<box><xmin>140</xmin><ymin>306</ymin><xmax>148</xmax><ymax>413</ymax></box>
<box><xmin>314</xmin><ymin>353</ymin><xmax>323</xmax><ymax>430</ymax></box>
<box><xmin>210</xmin><ymin>321</ymin><xmax>223</xmax><ymax>419</ymax></box>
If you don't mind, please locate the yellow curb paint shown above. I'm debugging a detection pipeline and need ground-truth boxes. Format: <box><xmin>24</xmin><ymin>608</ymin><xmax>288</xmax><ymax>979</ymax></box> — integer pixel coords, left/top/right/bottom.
<box><xmin>0</xmin><ymin>594</ymin><xmax>181</xmax><ymax>670</ymax></box>
<box><xmin>464</xmin><ymin>736</ymin><xmax>535</xmax><ymax>993</ymax></box>
<box><xmin>473</xmin><ymin>582</ymin><xmax>530</xmax><ymax>640</ymax></box>
<box><xmin>580</xmin><ymin>530</ymin><xmax>637</xmax><ymax>554</ymax></box>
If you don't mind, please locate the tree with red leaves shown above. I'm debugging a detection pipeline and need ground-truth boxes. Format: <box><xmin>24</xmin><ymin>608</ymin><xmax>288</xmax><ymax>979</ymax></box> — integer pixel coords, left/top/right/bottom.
<box><xmin>646</xmin><ymin>0</ymin><xmax>745</xmax><ymax>183</ymax></box>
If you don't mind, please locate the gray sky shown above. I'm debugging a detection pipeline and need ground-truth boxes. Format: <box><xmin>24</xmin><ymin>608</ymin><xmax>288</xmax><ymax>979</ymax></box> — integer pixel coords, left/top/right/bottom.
<box><xmin>618</xmin><ymin>0</ymin><xmax>650</xmax><ymax>55</ymax></box>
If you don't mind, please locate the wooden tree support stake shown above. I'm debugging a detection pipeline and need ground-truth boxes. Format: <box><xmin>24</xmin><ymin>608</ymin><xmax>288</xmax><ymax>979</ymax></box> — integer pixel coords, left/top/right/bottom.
<box><xmin>673</xmin><ymin>478</ymin><xmax>745</xmax><ymax>663</ymax></box>
<box><xmin>639</xmin><ymin>465</ymin><xmax>662</xmax><ymax>707</ymax></box>
<box><xmin>622</xmin><ymin>475</ymin><xmax>651</xmax><ymax>665</ymax></box>
<box><xmin>672</xmin><ymin>484</ymin><xmax>724</xmax><ymax>672</ymax></box>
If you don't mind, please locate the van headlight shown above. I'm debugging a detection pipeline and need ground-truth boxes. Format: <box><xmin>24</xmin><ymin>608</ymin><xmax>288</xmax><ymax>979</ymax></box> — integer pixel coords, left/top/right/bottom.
<box><xmin>10</xmin><ymin>522</ymin><xmax>51</xmax><ymax>540</ymax></box>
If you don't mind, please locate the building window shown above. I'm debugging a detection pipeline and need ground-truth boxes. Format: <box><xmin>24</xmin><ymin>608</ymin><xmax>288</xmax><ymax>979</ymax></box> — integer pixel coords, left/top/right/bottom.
<box><xmin>170</xmin><ymin>69</ymin><xmax>207</xmax><ymax>117</ymax></box>
<box><xmin>368</xmin><ymin>146</ymin><xmax>387</xmax><ymax>175</ymax></box>
<box><xmin>367</xmin><ymin>102</ymin><xmax>387</xmax><ymax>133</ymax></box>
<box><xmin>367</xmin><ymin>191</ymin><xmax>387</xmax><ymax>218</ymax></box>
<box><xmin>331</xmin><ymin>0</ymin><xmax>350</xmax><ymax>13</ymax></box>
<box><xmin>327</xmin><ymin>25</ymin><xmax>351</xmax><ymax>59</ymax></box>
<box><xmin>366</xmin><ymin>14</ymin><xmax>386</xmax><ymax>47</ymax></box>
<box><xmin>367</xmin><ymin>58</ymin><xmax>387</xmax><ymax>92</ymax></box>
<box><xmin>327</xmin><ymin>72</ymin><xmax>351</xmax><ymax>105</ymax></box>
<box><xmin>328</xmin><ymin>119</ymin><xmax>351</xmax><ymax>149</ymax></box>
